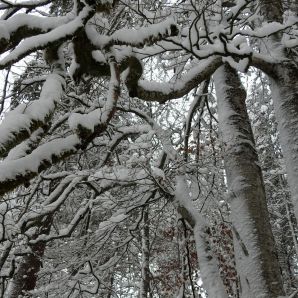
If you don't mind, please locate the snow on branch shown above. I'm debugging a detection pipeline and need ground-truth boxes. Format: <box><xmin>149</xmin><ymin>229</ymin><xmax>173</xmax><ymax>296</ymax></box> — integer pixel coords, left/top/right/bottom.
<box><xmin>0</xmin><ymin>13</ymin><xmax>62</xmax><ymax>38</ymax></box>
<box><xmin>99</xmin><ymin>124</ymin><xmax>152</xmax><ymax>167</ymax></box>
<box><xmin>70</xmin><ymin>16</ymin><xmax>177</xmax><ymax>83</ymax></box>
<box><xmin>18</xmin><ymin>175</ymin><xmax>86</xmax><ymax>232</ymax></box>
<box><xmin>127</xmin><ymin>57</ymin><xmax>222</xmax><ymax>103</ymax></box>
<box><xmin>0</xmin><ymin>11</ymin><xmax>74</xmax><ymax>54</ymax></box>
<box><xmin>91</xmin><ymin>166</ymin><xmax>149</xmax><ymax>188</ymax></box>
<box><xmin>0</xmin><ymin>72</ymin><xmax>65</xmax><ymax>158</ymax></box>
<box><xmin>232</xmin><ymin>17</ymin><xmax>298</xmax><ymax>40</ymax></box>
<box><xmin>29</xmin><ymin>202</ymin><xmax>91</xmax><ymax>243</ymax></box>
<box><xmin>28</xmin><ymin>178</ymin><xmax>142</xmax><ymax>244</ymax></box>
<box><xmin>0</xmin><ymin>5</ymin><xmax>94</xmax><ymax>69</ymax></box>
<box><xmin>0</xmin><ymin>54</ymin><xmax>121</xmax><ymax>195</ymax></box>
<box><xmin>175</xmin><ymin>175</ymin><xmax>229</xmax><ymax>297</ymax></box>
<box><xmin>184</xmin><ymin>80</ymin><xmax>209</xmax><ymax>162</ymax></box>
<box><xmin>70</xmin><ymin>28</ymin><xmax>110</xmax><ymax>83</ymax></box>
<box><xmin>87</xmin><ymin>16</ymin><xmax>178</xmax><ymax>49</ymax></box>
<box><xmin>70</xmin><ymin>19</ymin><xmax>176</xmax><ymax>84</ymax></box>
<box><xmin>118</xmin><ymin>106</ymin><xmax>177</xmax><ymax>160</ymax></box>
<box><xmin>69</xmin><ymin>54</ymin><xmax>120</xmax><ymax>146</ymax></box>
<box><xmin>0</xmin><ymin>0</ymin><xmax>52</xmax><ymax>9</ymax></box>
<box><xmin>0</xmin><ymin>134</ymin><xmax>81</xmax><ymax>195</ymax></box>
<box><xmin>5</xmin><ymin>127</ymin><xmax>45</xmax><ymax>161</ymax></box>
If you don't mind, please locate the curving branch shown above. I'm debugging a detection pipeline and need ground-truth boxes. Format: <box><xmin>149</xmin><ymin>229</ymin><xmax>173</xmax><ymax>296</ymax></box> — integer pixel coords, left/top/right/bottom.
<box><xmin>0</xmin><ymin>47</ymin><xmax>65</xmax><ymax>159</ymax></box>
<box><xmin>71</xmin><ymin>17</ymin><xmax>178</xmax><ymax>83</ymax></box>
<box><xmin>87</xmin><ymin>17</ymin><xmax>178</xmax><ymax>49</ymax></box>
<box><xmin>127</xmin><ymin>57</ymin><xmax>222</xmax><ymax>103</ymax></box>
<box><xmin>0</xmin><ymin>5</ymin><xmax>95</xmax><ymax>69</ymax></box>
<box><xmin>18</xmin><ymin>175</ymin><xmax>86</xmax><ymax>232</ymax></box>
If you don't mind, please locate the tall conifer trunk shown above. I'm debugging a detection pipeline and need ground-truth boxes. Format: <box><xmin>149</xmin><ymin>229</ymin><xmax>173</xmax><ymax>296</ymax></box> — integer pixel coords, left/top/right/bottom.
<box><xmin>214</xmin><ymin>64</ymin><xmax>284</xmax><ymax>297</ymax></box>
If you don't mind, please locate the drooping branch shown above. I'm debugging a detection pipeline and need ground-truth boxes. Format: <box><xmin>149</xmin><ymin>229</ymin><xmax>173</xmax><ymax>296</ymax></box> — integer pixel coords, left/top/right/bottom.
<box><xmin>0</xmin><ymin>52</ymin><xmax>121</xmax><ymax>196</ymax></box>
<box><xmin>0</xmin><ymin>135</ymin><xmax>81</xmax><ymax>195</ymax></box>
<box><xmin>0</xmin><ymin>12</ymin><xmax>75</xmax><ymax>52</ymax></box>
<box><xmin>18</xmin><ymin>175</ymin><xmax>86</xmax><ymax>232</ymax></box>
<box><xmin>0</xmin><ymin>46</ymin><xmax>65</xmax><ymax>159</ymax></box>
<box><xmin>0</xmin><ymin>5</ymin><xmax>95</xmax><ymax>70</ymax></box>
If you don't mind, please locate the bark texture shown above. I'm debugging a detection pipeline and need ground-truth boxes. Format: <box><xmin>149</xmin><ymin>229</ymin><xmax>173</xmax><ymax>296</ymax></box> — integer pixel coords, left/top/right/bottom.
<box><xmin>270</xmin><ymin>63</ymin><xmax>298</xmax><ymax>221</ymax></box>
<box><xmin>193</xmin><ymin>224</ymin><xmax>229</xmax><ymax>298</ymax></box>
<box><xmin>258</xmin><ymin>0</ymin><xmax>298</xmax><ymax>222</ymax></box>
<box><xmin>214</xmin><ymin>64</ymin><xmax>284</xmax><ymax>298</ymax></box>
<box><xmin>139</xmin><ymin>208</ymin><xmax>151</xmax><ymax>298</ymax></box>
<box><xmin>175</xmin><ymin>177</ymin><xmax>229</xmax><ymax>298</ymax></box>
<box><xmin>6</xmin><ymin>216</ymin><xmax>52</xmax><ymax>298</ymax></box>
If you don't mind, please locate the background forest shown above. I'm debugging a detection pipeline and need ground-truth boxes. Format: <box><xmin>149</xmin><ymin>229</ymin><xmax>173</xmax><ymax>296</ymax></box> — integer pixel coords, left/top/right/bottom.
<box><xmin>0</xmin><ymin>0</ymin><xmax>298</xmax><ymax>297</ymax></box>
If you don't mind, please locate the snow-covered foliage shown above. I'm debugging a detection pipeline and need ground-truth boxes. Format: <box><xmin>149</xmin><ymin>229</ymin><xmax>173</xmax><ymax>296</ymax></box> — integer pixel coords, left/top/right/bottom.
<box><xmin>0</xmin><ymin>0</ymin><xmax>298</xmax><ymax>297</ymax></box>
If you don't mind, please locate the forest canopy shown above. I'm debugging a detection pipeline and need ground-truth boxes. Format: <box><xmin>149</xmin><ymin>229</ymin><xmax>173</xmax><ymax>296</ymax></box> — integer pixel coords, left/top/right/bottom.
<box><xmin>0</xmin><ymin>0</ymin><xmax>298</xmax><ymax>297</ymax></box>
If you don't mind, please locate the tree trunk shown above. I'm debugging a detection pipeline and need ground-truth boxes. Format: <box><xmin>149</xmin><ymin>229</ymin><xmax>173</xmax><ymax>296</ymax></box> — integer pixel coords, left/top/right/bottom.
<box><xmin>270</xmin><ymin>63</ymin><xmax>298</xmax><ymax>221</ymax></box>
<box><xmin>214</xmin><ymin>64</ymin><xmax>284</xmax><ymax>297</ymax></box>
<box><xmin>106</xmin><ymin>273</ymin><xmax>114</xmax><ymax>298</ymax></box>
<box><xmin>257</xmin><ymin>0</ymin><xmax>298</xmax><ymax>221</ymax></box>
<box><xmin>6</xmin><ymin>216</ymin><xmax>52</xmax><ymax>298</ymax></box>
<box><xmin>193</xmin><ymin>223</ymin><xmax>229</xmax><ymax>298</ymax></box>
<box><xmin>139</xmin><ymin>208</ymin><xmax>151</xmax><ymax>298</ymax></box>
<box><xmin>252</xmin><ymin>96</ymin><xmax>296</xmax><ymax>294</ymax></box>
<box><xmin>175</xmin><ymin>176</ymin><xmax>229</xmax><ymax>298</ymax></box>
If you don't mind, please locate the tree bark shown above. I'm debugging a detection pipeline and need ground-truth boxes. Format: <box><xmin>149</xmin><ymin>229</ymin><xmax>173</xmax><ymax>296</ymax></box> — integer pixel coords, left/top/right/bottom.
<box><xmin>257</xmin><ymin>0</ymin><xmax>298</xmax><ymax>221</ymax></box>
<box><xmin>214</xmin><ymin>64</ymin><xmax>284</xmax><ymax>297</ymax></box>
<box><xmin>269</xmin><ymin>63</ymin><xmax>298</xmax><ymax>221</ymax></box>
<box><xmin>139</xmin><ymin>208</ymin><xmax>151</xmax><ymax>298</ymax></box>
<box><xmin>175</xmin><ymin>176</ymin><xmax>229</xmax><ymax>298</ymax></box>
<box><xmin>6</xmin><ymin>216</ymin><xmax>52</xmax><ymax>298</ymax></box>
<box><xmin>193</xmin><ymin>224</ymin><xmax>229</xmax><ymax>298</ymax></box>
